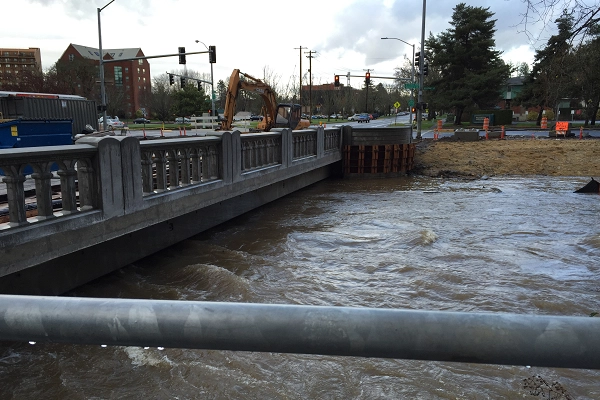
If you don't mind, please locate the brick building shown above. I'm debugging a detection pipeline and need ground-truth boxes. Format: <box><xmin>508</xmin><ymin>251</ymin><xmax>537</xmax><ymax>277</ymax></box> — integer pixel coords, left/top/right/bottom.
<box><xmin>58</xmin><ymin>44</ymin><xmax>151</xmax><ymax>117</ymax></box>
<box><xmin>0</xmin><ymin>47</ymin><xmax>42</xmax><ymax>86</ymax></box>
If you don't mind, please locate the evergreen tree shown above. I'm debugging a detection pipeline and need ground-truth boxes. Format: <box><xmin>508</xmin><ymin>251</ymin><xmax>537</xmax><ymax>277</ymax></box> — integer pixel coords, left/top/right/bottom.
<box><xmin>427</xmin><ymin>3</ymin><xmax>510</xmax><ymax>124</ymax></box>
<box><xmin>571</xmin><ymin>24</ymin><xmax>600</xmax><ymax>126</ymax></box>
<box><xmin>171</xmin><ymin>82</ymin><xmax>211</xmax><ymax>119</ymax></box>
<box><xmin>519</xmin><ymin>12</ymin><xmax>575</xmax><ymax>125</ymax></box>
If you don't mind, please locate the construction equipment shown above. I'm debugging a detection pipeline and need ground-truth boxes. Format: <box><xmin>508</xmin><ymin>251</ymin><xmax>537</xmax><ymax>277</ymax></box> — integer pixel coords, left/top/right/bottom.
<box><xmin>220</xmin><ymin>69</ymin><xmax>309</xmax><ymax>132</ymax></box>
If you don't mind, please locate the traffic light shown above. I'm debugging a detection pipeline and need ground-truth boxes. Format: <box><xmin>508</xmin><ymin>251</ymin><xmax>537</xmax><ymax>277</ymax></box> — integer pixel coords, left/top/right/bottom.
<box><xmin>209</xmin><ymin>45</ymin><xmax>216</xmax><ymax>63</ymax></box>
<box><xmin>423</xmin><ymin>63</ymin><xmax>429</xmax><ymax>76</ymax></box>
<box><xmin>411</xmin><ymin>106</ymin><xmax>416</xmax><ymax>113</ymax></box>
<box><xmin>365</xmin><ymin>71</ymin><xmax>370</xmax><ymax>84</ymax></box>
<box><xmin>168</xmin><ymin>74</ymin><xmax>174</xmax><ymax>85</ymax></box>
<box><xmin>197</xmin><ymin>81</ymin><xmax>202</xmax><ymax>91</ymax></box>
<box><xmin>334</xmin><ymin>75</ymin><xmax>340</xmax><ymax>87</ymax></box>
<box><xmin>415</xmin><ymin>51</ymin><xmax>420</xmax><ymax>68</ymax></box>
<box><xmin>178</xmin><ymin>47</ymin><xmax>186</xmax><ymax>65</ymax></box>
<box><xmin>180</xmin><ymin>76</ymin><xmax>186</xmax><ymax>87</ymax></box>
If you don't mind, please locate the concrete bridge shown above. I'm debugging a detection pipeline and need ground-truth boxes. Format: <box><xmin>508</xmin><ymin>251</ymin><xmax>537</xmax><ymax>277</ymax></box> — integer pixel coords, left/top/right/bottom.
<box><xmin>0</xmin><ymin>126</ymin><xmax>353</xmax><ymax>295</ymax></box>
<box><xmin>0</xmin><ymin>124</ymin><xmax>415</xmax><ymax>295</ymax></box>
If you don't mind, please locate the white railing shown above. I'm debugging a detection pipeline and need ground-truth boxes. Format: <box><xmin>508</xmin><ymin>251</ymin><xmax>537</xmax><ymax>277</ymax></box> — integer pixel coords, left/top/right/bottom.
<box><xmin>190</xmin><ymin>116</ymin><xmax>219</xmax><ymax>129</ymax></box>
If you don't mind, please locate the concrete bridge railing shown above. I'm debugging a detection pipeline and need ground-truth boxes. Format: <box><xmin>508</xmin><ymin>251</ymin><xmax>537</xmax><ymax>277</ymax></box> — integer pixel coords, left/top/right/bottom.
<box><xmin>0</xmin><ymin>126</ymin><xmax>344</xmax><ymax>294</ymax></box>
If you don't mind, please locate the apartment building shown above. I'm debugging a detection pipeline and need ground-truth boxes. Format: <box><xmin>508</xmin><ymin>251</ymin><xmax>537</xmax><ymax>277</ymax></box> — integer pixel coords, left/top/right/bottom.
<box><xmin>0</xmin><ymin>47</ymin><xmax>42</xmax><ymax>86</ymax></box>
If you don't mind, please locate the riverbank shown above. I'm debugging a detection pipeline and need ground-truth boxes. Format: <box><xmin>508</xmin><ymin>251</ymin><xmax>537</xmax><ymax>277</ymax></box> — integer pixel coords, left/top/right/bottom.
<box><xmin>412</xmin><ymin>137</ymin><xmax>600</xmax><ymax>178</ymax></box>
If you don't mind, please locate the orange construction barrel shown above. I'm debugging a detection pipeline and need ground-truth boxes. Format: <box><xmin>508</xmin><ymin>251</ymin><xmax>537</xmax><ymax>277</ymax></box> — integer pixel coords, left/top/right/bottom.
<box><xmin>541</xmin><ymin>116</ymin><xmax>548</xmax><ymax>129</ymax></box>
<box><xmin>483</xmin><ymin>117</ymin><xmax>489</xmax><ymax>131</ymax></box>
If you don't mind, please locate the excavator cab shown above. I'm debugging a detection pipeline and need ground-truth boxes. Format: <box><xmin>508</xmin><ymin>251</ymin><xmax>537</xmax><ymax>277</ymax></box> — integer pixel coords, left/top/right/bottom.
<box><xmin>275</xmin><ymin>104</ymin><xmax>309</xmax><ymax>130</ymax></box>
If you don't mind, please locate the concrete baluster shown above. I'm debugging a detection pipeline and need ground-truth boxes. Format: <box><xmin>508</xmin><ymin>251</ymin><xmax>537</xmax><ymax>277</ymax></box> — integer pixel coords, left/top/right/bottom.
<box><xmin>266</xmin><ymin>139</ymin><xmax>274</xmax><ymax>165</ymax></box>
<box><xmin>208</xmin><ymin>145</ymin><xmax>218</xmax><ymax>180</ymax></box>
<box><xmin>167</xmin><ymin>149</ymin><xmax>181</xmax><ymax>190</ymax></box>
<box><xmin>1</xmin><ymin>165</ymin><xmax>27</xmax><ymax>226</ymax></box>
<box><xmin>31</xmin><ymin>162</ymin><xmax>56</xmax><ymax>220</ymax></box>
<box><xmin>248</xmin><ymin>141</ymin><xmax>256</xmax><ymax>170</ymax></box>
<box><xmin>180</xmin><ymin>148</ymin><xmax>191</xmax><ymax>186</ymax></box>
<box><xmin>154</xmin><ymin>150</ymin><xmax>168</xmax><ymax>192</ymax></box>
<box><xmin>56</xmin><ymin>159</ymin><xmax>79</xmax><ymax>214</ymax></box>
<box><xmin>258</xmin><ymin>139</ymin><xmax>266</xmax><ymax>167</ymax></box>
<box><xmin>241</xmin><ymin>141</ymin><xmax>250</xmax><ymax>171</ymax></box>
<box><xmin>190</xmin><ymin>148</ymin><xmax>202</xmax><ymax>183</ymax></box>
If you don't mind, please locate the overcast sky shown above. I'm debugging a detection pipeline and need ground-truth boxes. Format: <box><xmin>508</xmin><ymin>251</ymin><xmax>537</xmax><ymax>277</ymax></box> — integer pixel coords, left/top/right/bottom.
<box><xmin>5</xmin><ymin>0</ymin><xmax>558</xmax><ymax>90</ymax></box>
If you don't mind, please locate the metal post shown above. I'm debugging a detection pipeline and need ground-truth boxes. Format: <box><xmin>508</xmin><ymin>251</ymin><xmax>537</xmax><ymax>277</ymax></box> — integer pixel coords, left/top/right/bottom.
<box><xmin>416</xmin><ymin>0</ymin><xmax>427</xmax><ymax>140</ymax></box>
<box><xmin>210</xmin><ymin>61</ymin><xmax>215</xmax><ymax>118</ymax></box>
<box><xmin>97</xmin><ymin>8</ymin><xmax>106</xmax><ymax>132</ymax></box>
<box><xmin>381</xmin><ymin>37</ymin><xmax>416</xmax><ymax>132</ymax></box>
<box><xmin>97</xmin><ymin>0</ymin><xmax>115</xmax><ymax>133</ymax></box>
<box><xmin>1</xmin><ymin>295</ymin><xmax>600</xmax><ymax>370</ymax></box>
<box><xmin>410</xmin><ymin>43</ymin><xmax>415</xmax><ymax>129</ymax></box>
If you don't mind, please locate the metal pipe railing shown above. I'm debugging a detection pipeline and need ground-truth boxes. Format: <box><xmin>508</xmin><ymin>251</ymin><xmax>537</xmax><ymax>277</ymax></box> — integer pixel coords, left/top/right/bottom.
<box><xmin>1</xmin><ymin>295</ymin><xmax>598</xmax><ymax>369</ymax></box>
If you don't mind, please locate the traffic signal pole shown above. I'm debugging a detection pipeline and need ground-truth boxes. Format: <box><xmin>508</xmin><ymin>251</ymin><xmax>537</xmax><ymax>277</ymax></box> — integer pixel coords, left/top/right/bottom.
<box><xmin>416</xmin><ymin>0</ymin><xmax>427</xmax><ymax>140</ymax></box>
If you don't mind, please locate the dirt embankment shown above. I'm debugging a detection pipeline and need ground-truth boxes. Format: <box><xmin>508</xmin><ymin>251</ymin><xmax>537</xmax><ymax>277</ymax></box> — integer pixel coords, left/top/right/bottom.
<box><xmin>412</xmin><ymin>138</ymin><xmax>600</xmax><ymax>178</ymax></box>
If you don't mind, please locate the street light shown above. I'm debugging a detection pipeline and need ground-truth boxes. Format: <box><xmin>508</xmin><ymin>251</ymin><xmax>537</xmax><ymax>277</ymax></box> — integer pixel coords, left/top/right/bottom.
<box><xmin>381</xmin><ymin>37</ymin><xmax>416</xmax><ymax>132</ymax></box>
<box><xmin>195</xmin><ymin>40</ymin><xmax>215</xmax><ymax>118</ymax></box>
<box><xmin>97</xmin><ymin>0</ymin><xmax>116</xmax><ymax>132</ymax></box>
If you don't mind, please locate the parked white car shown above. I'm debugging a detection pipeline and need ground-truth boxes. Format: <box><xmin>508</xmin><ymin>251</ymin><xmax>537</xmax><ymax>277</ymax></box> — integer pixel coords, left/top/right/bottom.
<box><xmin>175</xmin><ymin>117</ymin><xmax>191</xmax><ymax>123</ymax></box>
<box><xmin>348</xmin><ymin>114</ymin><xmax>361</xmax><ymax>121</ymax></box>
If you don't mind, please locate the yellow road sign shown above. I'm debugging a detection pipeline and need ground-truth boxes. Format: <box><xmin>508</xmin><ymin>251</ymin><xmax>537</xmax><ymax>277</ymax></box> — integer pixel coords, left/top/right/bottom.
<box><xmin>393</xmin><ymin>101</ymin><xmax>401</xmax><ymax>109</ymax></box>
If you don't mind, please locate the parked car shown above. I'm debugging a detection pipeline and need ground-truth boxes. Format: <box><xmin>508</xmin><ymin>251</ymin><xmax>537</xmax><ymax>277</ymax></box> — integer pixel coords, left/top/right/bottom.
<box><xmin>175</xmin><ymin>117</ymin><xmax>191</xmax><ymax>123</ymax></box>
<box><xmin>250</xmin><ymin>115</ymin><xmax>263</xmax><ymax>121</ymax></box>
<box><xmin>133</xmin><ymin>117</ymin><xmax>151</xmax><ymax>124</ymax></box>
<box><xmin>357</xmin><ymin>113</ymin><xmax>370</xmax><ymax>123</ymax></box>
<box><xmin>98</xmin><ymin>116</ymin><xmax>125</xmax><ymax>129</ymax></box>
<box><xmin>348</xmin><ymin>114</ymin><xmax>361</xmax><ymax>121</ymax></box>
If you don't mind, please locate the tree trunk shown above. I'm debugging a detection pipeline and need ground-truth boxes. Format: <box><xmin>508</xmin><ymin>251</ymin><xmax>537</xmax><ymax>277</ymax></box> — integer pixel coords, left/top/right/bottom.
<box><xmin>536</xmin><ymin>104</ymin><xmax>544</xmax><ymax>126</ymax></box>
<box><xmin>454</xmin><ymin>108</ymin><xmax>463</xmax><ymax>125</ymax></box>
<box><xmin>590</xmin><ymin>98</ymin><xmax>599</xmax><ymax>126</ymax></box>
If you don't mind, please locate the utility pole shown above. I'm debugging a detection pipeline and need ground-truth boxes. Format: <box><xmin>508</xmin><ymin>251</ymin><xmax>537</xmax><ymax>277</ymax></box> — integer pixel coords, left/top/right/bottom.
<box><xmin>294</xmin><ymin>46</ymin><xmax>304</xmax><ymax>110</ymax></box>
<box><xmin>305</xmin><ymin>50</ymin><xmax>317</xmax><ymax>117</ymax></box>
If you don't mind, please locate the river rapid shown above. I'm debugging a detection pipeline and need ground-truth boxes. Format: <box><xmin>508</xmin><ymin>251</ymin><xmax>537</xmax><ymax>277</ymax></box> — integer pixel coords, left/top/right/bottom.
<box><xmin>1</xmin><ymin>175</ymin><xmax>599</xmax><ymax>399</ymax></box>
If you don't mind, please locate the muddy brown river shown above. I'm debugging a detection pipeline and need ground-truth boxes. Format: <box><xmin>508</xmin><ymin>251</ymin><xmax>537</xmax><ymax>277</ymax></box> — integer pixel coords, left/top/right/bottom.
<box><xmin>1</xmin><ymin>175</ymin><xmax>599</xmax><ymax>399</ymax></box>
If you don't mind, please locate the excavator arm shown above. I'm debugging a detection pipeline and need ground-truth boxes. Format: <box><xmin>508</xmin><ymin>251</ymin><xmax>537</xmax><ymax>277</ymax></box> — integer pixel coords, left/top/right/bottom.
<box><xmin>220</xmin><ymin>69</ymin><xmax>278</xmax><ymax>131</ymax></box>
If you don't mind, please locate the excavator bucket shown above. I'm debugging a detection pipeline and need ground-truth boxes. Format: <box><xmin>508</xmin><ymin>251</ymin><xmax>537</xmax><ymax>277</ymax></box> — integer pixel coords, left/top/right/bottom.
<box><xmin>574</xmin><ymin>178</ymin><xmax>600</xmax><ymax>193</ymax></box>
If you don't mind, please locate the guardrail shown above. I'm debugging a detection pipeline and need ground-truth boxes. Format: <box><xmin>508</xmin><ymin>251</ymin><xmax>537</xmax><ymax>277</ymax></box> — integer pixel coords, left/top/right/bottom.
<box><xmin>1</xmin><ymin>295</ymin><xmax>598</xmax><ymax>370</ymax></box>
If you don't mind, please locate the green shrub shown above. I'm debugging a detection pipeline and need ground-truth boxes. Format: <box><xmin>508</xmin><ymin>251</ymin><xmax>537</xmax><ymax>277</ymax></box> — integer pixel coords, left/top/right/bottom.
<box><xmin>527</xmin><ymin>111</ymin><xmax>538</xmax><ymax>121</ymax></box>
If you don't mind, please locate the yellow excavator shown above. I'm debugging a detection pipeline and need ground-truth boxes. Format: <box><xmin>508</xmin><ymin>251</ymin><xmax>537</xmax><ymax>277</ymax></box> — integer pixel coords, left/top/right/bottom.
<box><xmin>220</xmin><ymin>69</ymin><xmax>310</xmax><ymax>132</ymax></box>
